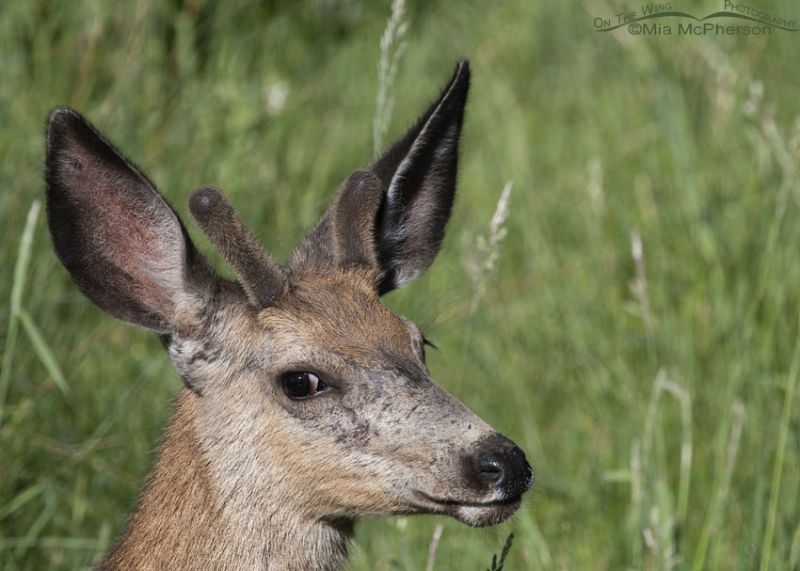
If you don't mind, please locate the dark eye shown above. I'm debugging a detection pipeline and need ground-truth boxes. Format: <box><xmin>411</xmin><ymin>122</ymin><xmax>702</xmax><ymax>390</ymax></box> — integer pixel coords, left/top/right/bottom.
<box><xmin>281</xmin><ymin>372</ymin><xmax>326</xmax><ymax>400</ymax></box>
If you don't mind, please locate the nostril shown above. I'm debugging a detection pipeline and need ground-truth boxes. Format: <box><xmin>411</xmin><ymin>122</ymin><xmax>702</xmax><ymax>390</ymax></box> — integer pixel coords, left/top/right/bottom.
<box><xmin>467</xmin><ymin>435</ymin><xmax>534</xmax><ymax>499</ymax></box>
<box><xmin>476</xmin><ymin>455</ymin><xmax>507</xmax><ymax>486</ymax></box>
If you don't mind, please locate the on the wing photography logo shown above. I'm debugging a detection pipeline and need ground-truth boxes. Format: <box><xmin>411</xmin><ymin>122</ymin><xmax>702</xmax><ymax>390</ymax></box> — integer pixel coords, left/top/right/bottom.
<box><xmin>593</xmin><ymin>1</ymin><xmax>798</xmax><ymax>36</ymax></box>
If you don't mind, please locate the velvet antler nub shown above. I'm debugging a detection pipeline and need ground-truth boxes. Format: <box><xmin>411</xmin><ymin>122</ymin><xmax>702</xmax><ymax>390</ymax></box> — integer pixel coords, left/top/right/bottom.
<box><xmin>189</xmin><ymin>186</ymin><xmax>286</xmax><ymax>307</ymax></box>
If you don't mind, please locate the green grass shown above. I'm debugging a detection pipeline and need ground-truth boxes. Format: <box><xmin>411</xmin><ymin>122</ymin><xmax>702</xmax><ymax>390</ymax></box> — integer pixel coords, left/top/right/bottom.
<box><xmin>2</xmin><ymin>1</ymin><xmax>800</xmax><ymax>569</ymax></box>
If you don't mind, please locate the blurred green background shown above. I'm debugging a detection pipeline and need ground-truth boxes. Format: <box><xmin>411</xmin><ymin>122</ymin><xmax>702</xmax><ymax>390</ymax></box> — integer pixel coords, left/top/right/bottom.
<box><xmin>2</xmin><ymin>0</ymin><xmax>800</xmax><ymax>569</ymax></box>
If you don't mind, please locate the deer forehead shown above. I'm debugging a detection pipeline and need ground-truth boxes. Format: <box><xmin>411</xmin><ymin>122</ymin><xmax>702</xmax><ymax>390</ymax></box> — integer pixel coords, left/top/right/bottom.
<box><xmin>262</xmin><ymin>274</ymin><xmax>420</xmax><ymax>361</ymax></box>
<box><xmin>202</xmin><ymin>271</ymin><xmax>421</xmax><ymax>368</ymax></box>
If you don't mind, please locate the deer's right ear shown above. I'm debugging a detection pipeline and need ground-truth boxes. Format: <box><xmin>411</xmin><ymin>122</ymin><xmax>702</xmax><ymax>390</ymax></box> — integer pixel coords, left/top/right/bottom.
<box><xmin>368</xmin><ymin>60</ymin><xmax>470</xmax><ymax>293</ymax></box>
<box><xmin>45</xmin><ymin>108</ymin><xmax>216</xmax><ymax>334</ymax></box>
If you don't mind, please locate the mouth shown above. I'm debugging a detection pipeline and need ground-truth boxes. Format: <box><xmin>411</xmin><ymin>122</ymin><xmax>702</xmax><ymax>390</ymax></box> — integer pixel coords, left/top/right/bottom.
<box><xmin>414</xmin><ymin>490</ymin><xmax>520</xmax><ymax>508</ymax></box>
<box><xmin>412</xmin><ymin>491</ymin><xmax>523</xmax><ymax>527</ymax></box>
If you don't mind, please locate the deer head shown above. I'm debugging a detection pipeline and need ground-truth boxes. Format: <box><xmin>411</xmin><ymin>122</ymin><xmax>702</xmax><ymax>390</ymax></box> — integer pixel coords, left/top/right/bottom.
<box><xmin>45</xmin><ymin>60</ymin><xmax>531</xmax><ymax>566</ymax></box>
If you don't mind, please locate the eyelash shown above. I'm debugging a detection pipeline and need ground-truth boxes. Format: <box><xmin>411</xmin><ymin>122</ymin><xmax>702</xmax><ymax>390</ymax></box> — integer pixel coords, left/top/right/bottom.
<box><xmin>420</xmin><ymin>335</ymin><xmax>436</xmax><ymax>362</ymax></box>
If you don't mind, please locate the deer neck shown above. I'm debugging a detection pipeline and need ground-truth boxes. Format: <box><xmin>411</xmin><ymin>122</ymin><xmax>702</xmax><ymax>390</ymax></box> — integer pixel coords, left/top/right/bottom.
<box><xmin>99</xmin><ymin>389</ymin><xmax>352</xmax><ymax>571</ymax></box>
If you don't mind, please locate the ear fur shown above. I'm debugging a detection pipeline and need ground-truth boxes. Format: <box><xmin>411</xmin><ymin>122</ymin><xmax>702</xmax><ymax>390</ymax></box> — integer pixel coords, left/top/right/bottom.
<box><xmin>45</xmin><ymin>107</ymin><xmax>215</xmax><ymax>334</ymax></box>
<box><xmin>290</xmin><ymin>60</ymin><xmax>471</xmax><ymax>293</ymax></box>
<box><xmin>370</xmin><ymin>59</ymin><xmax>470</xmax><ymax>293</ymax></box>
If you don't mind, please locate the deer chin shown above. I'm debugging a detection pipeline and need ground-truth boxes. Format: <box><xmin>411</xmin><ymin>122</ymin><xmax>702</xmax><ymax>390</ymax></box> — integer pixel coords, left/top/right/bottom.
<box><xmin>411</xmin><ymin>491</ymin><xmax>523</xmax><ymax>527</ymax></box>
<box><xmin>452</xmin><ymin>501</ymin><xmax>522</xmax><ymax>527</ymax></box>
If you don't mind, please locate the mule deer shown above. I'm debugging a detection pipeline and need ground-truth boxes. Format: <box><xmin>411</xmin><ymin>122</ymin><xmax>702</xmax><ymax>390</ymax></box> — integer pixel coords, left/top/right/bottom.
<box><xmin>45</xmin><ymin>60</ymin><xmax>532</xmax><ymax>570</ymax></box>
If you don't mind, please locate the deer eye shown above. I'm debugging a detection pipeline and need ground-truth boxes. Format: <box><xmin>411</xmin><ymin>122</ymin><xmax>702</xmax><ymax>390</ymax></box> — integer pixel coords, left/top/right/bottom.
<box><xmin>281</xmin><ymin>372</ymin><xmax>326</xmax><ymax>400</ymax></box>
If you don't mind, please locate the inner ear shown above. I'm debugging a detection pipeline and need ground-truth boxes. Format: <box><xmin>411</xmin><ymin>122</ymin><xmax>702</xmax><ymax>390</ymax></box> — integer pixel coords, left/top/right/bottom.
<box><xmin>370</xmin><ymin>59</ymin><xmax>470</xmax><ymax>293</ymax></box>
<box><xmin>46</xmin><ymin>108</ymin><xmax>216</xmax><ymax>334</ymax></box>
<box><xmin>286</xmin><ymin>60</ymin><xmax>471</xmax><ymax>295</ymax></box>
<box><xmin>331</xmin><ymin>171</ymin><xmax>384</xmax><ymax>269</ymax></box>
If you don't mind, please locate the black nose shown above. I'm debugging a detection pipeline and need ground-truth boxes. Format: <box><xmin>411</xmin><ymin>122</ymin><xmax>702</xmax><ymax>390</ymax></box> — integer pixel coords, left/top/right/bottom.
<box><xmin>473</xmin><ymin>434</ymin><xmax>532</xmax><ymax>499</ymax></box>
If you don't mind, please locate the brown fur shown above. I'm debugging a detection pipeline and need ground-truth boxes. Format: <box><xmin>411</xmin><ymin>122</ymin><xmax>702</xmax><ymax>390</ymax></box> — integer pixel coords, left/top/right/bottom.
<box><xmin>100</xmin><ymin>391</ymin><xmax>352</xmax><ymax>570</ymax></box>
<box><xmin>45</xmin><ymin>60</ymin><xmax>532</xmax><ymax>570</ymax></box>
<box><xmin>189</xmin><ymin>186</ymin><xmax>286</xmax><ymax>307</ymax></box>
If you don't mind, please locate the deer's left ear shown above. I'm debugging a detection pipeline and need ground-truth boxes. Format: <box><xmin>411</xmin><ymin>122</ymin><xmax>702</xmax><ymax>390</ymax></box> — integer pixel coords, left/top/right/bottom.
<box><xmin>289</xmin><ymin>60</ymin><xmax>470</xmax><ymax>293</ymax></box>
<box><xmin>370</xmin><ymin>59</ymin><xmax>470</xmax><ymax>293</ymax></box>
<box><xmin>45</xmin><ymin>108</ymin><xmax>217</xmax><ymax>334</ymax></box>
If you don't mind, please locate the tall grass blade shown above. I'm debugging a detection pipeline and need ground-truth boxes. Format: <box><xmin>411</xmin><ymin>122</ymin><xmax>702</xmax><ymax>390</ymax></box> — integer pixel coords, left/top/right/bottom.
<box><xmin>0</xmin><ymin>200</ymin><xmax>40</xmax><ymax>426</ymax></box>
<box><xmin>13</xmin><ymin>489</ymin><xmax>56</xmax><ymax>559</ymax></box>
<box><xmin>759</xmin><ymin>326</ymin><xmax>800</xmax><ymax>571</ymax></box>
<box><xmin>692</xmin><ymin>401</ymin><xmax>746</xmax><ymax>571</ymax></box>
<box><xmin>658</xmin><ymin>375</ymin><xmax>693</xmax><ymax>528</ymax></box>
<box><xmin>424</xmin><ymin>523</ymin><xmax>443</xmax><ymax>571</ymax></box>
<box><xmin>17</xmin><ymin>308</ymin><xmax>70</xmax><ymax>399</ymax></box>
<box><xmin>0</xmin><ymin>483</ymin><xmax>43</xmax><ymax>521</ymax></box>
<box><xmin>373</xmin><ymin>0</ymin><xmax>408</xmax><ymax>158</ymax></box>
<box><xmin>465</xmin><ymin>181</ymin><xmax>513</xmax><ymax>313</ymax></box>
<box><xmin>790</xmin><ymin>522</ymin><xmax>800</xmax><ymax>570</ymax></box>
